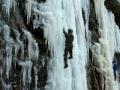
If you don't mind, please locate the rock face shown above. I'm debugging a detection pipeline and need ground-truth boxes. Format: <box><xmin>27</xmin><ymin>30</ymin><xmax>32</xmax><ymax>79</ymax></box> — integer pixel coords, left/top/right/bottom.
<box><xmin>105</xmin><ymin>0</ymin><xmax>120</xmax><ymax>27</ymax></box>
<box><xmin>0</xmin><ymin>0</ymin><xmax>120</xmax><ymax>90</ymax></box>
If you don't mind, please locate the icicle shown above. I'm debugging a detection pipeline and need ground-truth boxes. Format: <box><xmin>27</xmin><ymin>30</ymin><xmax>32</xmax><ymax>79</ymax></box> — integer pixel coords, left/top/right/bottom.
<box><xmin>25</xmin><ymin>0</ymin><xmax>33</xmax><ymax>23</ymax></box>
<box><xmin>93</xmin><ymin>0</ymin><xmax>120</xmax><ymax>89</ymax></box>
<box><xmin>2</xmin><ymin>79</ymin><xmax>12</xmax><ymax>90</ymax></box>
<box><xmin>18</xmin><ymin>60</ymin><xmax>33</xmax><ymax>90</ymax></box>
<box><xmin>2</xmin><ymin>0</ymin><xmax>15</xmax><ymax>16</ymax></box>
<box><xmin>0</xmin><ymin>21</ymin><xmax>39</xmax><ymax>89</ymax></box>
<box><xmin>31</xmin><ymin>0</ymin><xmax>88</xmax><ymax>90</ymax></box>
<box><xmin>23</xmin><ymin>30</ymin><xmax>39</xmax><ymax>61</ymax></box>
<box><xmin>115</xmin><ymin>25</ymin><xmax>120</xmax><ymax>53</ymax></box>
<box><xmin>34</xmin><ymin>66</ymin><xmax>39</xmax><ymax>90</ymax></box>
<box><xmin>81</xmin><ymin>0</ymin><xmax>90</xmax><ymax>22</ymax></box>
<box><xmin>2</xmin><ymin>25</ymin><xmax>14</xmax><ymax>78</ymax></box>
<box><xmin>13</xmin><ymin>29</ymin><xmax>24</xmax><ymax>63</ymax></box>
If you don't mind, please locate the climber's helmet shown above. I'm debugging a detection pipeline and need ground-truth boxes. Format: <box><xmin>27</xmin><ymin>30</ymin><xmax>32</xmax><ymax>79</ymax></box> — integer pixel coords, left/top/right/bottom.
<box><xmin>68</xmin><ymin>29</ymin><xmax>73</xmax><ymax>34</ymax></box>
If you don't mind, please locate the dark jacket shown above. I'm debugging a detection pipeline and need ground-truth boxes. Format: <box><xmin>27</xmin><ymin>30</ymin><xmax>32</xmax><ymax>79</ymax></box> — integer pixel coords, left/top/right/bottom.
<box><xmin>64</xmin><ymin>30</ymin><xmax>74</xmax><ymax>48</ymax></box>
<box><xmin>113</xmin><ymin>63</ymin><xmax>119</xmax><ymax>72</ymax></box>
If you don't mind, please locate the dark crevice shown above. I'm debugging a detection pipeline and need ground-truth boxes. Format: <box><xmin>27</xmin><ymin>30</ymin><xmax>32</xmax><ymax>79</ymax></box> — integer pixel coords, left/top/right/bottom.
<box><xmin>37</xmin><ymin>0</ymin><xmax>47</xmax><ymax>3</ymax></box>
<box><xmin>82</xmin><ymin>9</ymin><xmax>86</xmax><ymax>25</ymax></box>
<box><xmin>114</xmin><ymin>53</ymin><xmax>120</xmax><ymax>66</ymax></box>
<box><xmin>87</xmin><ymin>0</ymin><xmax>103</xmax><ymax>90</ymax></box>
<box><xmin>87</xmin><ymin>49</ymin><xmax>104</xmax><ymax>90</ymax></box>
<box><xmin>89</xmin><ymin>0</ymin><xmax>100</xmax><ymax>43</ymax></box>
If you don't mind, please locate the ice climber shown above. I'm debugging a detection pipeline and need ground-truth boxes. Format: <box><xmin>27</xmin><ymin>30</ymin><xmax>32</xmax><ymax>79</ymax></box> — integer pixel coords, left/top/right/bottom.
<box><xmin>113</xmin><ymin>60</ymin><xmax>119</xmax><ymax>80</ymax></box>
<box><xmin>63</xmin><ymin>29</ymin><xmax>74</xmax><ymax>68</ymax></box>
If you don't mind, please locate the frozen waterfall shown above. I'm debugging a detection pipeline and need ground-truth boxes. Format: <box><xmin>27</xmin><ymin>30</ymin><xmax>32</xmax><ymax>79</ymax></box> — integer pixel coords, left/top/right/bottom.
<box><xmin>93</xmin><ymin>0</ymin><xmax>120</xmax><ymax>90</ymax></box>
<box><xmin>0</xmin><ymin>21</ymin><xmax>39</xmax><ymax>90</ymax></box>
<box><xmin>0</xmin><ymin>0</ymin><xmax>120</xmax><ymax>90</ymax></box>
<box><xmin>32</xmin><ymin>0</ymin><xmax>88</xmax><ymax>90</ymax></box>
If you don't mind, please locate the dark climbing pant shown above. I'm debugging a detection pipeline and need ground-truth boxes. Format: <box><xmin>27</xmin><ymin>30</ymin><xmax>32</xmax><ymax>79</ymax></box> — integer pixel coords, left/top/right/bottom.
<box><xmin>114</xmin><ymin>70</ymin><xmax>117</xmax><ymax>80</ymax></box>
<box><xmin>64</xmin><ymin>46</ymin><xmax>73</xmax><ymax>66</ymax></box>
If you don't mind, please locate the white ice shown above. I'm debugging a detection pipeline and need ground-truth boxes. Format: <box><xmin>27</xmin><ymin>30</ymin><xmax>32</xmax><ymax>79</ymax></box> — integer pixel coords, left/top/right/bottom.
<box><xmin>1</xmin><ymin>0</ymin><xmax>120</xmax><ymax>90</ymax></box>
<box><xmin>32</xmin><ymin>0</ymin><xmax>88</xmax><ymax>90</ymax></box>
<box><xmin>93</xmin><ymin>0</ymin><xmax>120</xmax><ymax>89</ymax></box>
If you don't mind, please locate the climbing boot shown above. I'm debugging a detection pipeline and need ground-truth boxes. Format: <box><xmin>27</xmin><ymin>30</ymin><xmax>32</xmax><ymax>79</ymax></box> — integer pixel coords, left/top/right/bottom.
<box><xmin>68</xmin><ymin>56</ymin><xmax>73</xmax><ymax>59</ymax></box>
<box><xmin>64</xmin><ymin>64</ymin><xmax>68</xmax><ymax>68</ymax></box>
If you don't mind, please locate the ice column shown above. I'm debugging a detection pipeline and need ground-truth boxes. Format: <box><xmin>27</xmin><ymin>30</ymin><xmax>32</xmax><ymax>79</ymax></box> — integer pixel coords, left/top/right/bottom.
<box><xmin>2</xmin><ymin>0</ymin><xmax>16</xmax><ymax>16</ymax></box>
<box><xmin>93</xmin><ymin>0</ymin><xmax>120</xmax><ymax>89</ymax></box>
<box><xmin>32</xmin><ymin>0</ymin><xmax>88</xmax><ymax>90</ymax></box>
<box><xmin>25</xmin><ymin>0</ymin><xmax>33</xmax><ymax>23</ymax></box>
